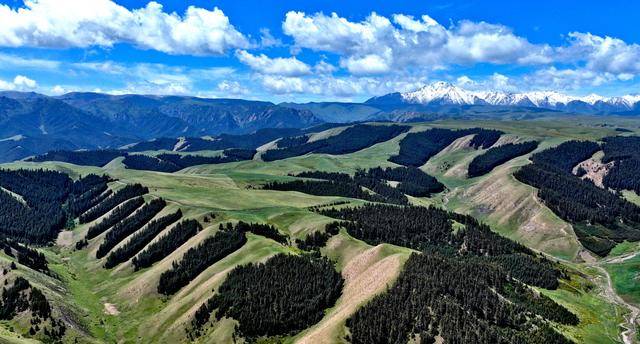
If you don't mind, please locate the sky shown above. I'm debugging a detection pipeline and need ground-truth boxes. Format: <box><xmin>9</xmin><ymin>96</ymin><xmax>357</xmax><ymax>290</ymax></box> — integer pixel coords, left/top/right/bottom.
<box><xmin>0</xmin><ymin>0</ymin><xmax>639</xmax><ymax>103</ymax></box>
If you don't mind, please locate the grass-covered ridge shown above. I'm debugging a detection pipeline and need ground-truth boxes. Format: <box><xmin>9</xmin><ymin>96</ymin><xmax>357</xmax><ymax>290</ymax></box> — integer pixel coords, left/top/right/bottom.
<box><xmin>0</xmin><ymin>117</ymin><xmax>638</xmax><ymax>343</ymax></box>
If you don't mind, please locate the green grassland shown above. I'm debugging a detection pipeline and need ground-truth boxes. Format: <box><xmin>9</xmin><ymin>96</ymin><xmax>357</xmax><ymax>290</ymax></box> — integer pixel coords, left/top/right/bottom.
<box><xmin>605</xmin><ymin>255</ymin><xmax>640</xmax><ymax>305</ymax></box>
<box><xmin>1</xmin><ymin>117</ymin><xmax>639</xmax><ymax>343</ymax></box>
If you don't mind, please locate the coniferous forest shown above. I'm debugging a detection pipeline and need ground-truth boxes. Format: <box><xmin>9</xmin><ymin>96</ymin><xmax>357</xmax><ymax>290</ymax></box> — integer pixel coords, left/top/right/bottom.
<box><xmin>347</xmin><ymin>251</ymin><xmax>576</xmax><ymax>344</ymax></box>
<box><xmin>104</xmin><ymin>209</ymin><xmax>182</xmax><ymax>268</ymax></box>
<box><xmin>123</xmin><ymin>149</ymin><xmax>257</xmax><ymax>172</ymax></box>
<box><xmin>264</xmin><ymin>166</ymin><xmax>444</xmax><ymax>205</ymax></box>
<box><xmin>601</xmin><ymin>136</ymin><xmax>640</xmax><ymax>194</ymax></box>
<box><xmin>262</xmin><ymin>124</ymin><xmax>409</xmax><ymax>161</ymax></box>
<box><xmin>132</xmin><ymin>219</ymin><xmax>202</xmax><ymax>271</ymax></box>
<box><xmin>29</xmin><ymin>150</ymin><xmax>123</xmax><ymax>167</ymax></box>
<box><xmin>514</xmin><ymin>140</ymin><xmax>640</xmax><ymax>255</ymax></box>
<box><xmin>3</xmin><ymin>125</ymin><xmax>640</xmax><ymax>344</ymax></box>
<box><xmin>468</xmin><ymin>141</ymin><xmax>539</xmax><ymax>177</ymax></box>
<box><xmin>389</xmin><ymin>128</ymin><xmax>503</xmax><ymax>167</ymax></box>
<box><xmin>192</xmin><ymin>254</ymin><xmax>343</xmax><ymax>339</ymax></box>
<box><xmin>0</xmin><ymin>170</ymin><xmax>110</xmax><ymax>244</ymax></box>
<box><xmin>85</xmin><ymin>197</ymin><xmax>145</xmax><ymax>240</ymax></box>
<box><xmin>79</xmin><ymin>183</ymin><xmax>149</xmax><ymax>224</ymax></box>
<box><xmin>96</xmin><ymin>198</ymin><xmax>166</xmax><ymax>258</ymax></box>
<box><xmin>157</xmin><ymin>229</ymin><xmax>246</xmax><ymax>295</ymax></box>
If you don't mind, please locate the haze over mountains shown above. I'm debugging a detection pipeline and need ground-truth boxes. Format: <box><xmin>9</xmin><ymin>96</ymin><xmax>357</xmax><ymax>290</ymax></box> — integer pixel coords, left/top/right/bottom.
<box><xmin>1</xmin><ymin>82</ymin><xmax>639</xmax><ymax>162</ymax></box>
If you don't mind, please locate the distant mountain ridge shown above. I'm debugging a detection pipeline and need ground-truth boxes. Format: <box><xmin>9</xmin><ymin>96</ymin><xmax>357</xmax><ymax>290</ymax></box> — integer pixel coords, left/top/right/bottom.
<box><xmin>1</xmin><ymin>84</ymin><xmax>639</xmax><ymax>162</ymax></box>
<box><xmin>0</xmin><ymin>92</ymin><xmax>320</xmax><ymax>162</ymax></box>
<box><xmin>366</xmin><ymin>81</ymin><xmax>640</xmax><ymax>113</ymax></box>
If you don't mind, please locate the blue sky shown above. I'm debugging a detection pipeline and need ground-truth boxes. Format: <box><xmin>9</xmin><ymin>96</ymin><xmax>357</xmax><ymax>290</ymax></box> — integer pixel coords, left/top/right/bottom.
<box><xmin>0</xmin><ymin>0</ymin><xmax>639</xmax><ymax>102</ymax></box>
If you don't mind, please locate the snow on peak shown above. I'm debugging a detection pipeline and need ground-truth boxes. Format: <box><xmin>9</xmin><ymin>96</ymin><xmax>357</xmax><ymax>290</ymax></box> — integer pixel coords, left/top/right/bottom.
<box><xmin>398</xmin><ymin>82</ymin><xmax>640</xmax><ymax>110</ymax></box>
<box><xmin>401</xmin><ymin>82</ymin><xmax>478</xmax><ymax>105</ymax></box>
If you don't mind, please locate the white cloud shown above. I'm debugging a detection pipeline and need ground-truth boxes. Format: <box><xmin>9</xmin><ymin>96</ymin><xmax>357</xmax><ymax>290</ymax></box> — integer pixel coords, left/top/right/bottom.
<box><xmin>236</xmin><ymin>50</ymin><xmax>311</xmax><ymax>76</ymax></box>
<box><xmin>282</xmin><ymin>11</ymin><xmax>551</xmax><ymax>73</ymax></box>
<box><xmin>50</xmin><ymin>85</ymin><xmax>66</xmax><ymax>95</ymax></box>
<box><xmin>0</xmin><ymin>0</ymin><xmax>249</xmax><ymax>55</ymax></box>
<box><xmin>216</xmin><ymin>80</ymin><xmax>248</xmax><ymax>96</ymax></box>
<box><xmin>563</xmin><ymin>32</ymin><xmax>640</xmax><ymax>77</ymax></box>
<box><xmin>259</xmin><ymin>28</ymin><xmax>283</xmax><ymax>48</ymax></box>
<box><xmin>0</xmin><ymin>75</ymin><xmax>38</xmax><ymax>91</ymax></box>
<box><xmin>340</xmin><ymin>53</ymin><xmax>391</xmax><ymax>75</ymax></box>
<box><xmin>13</xmin><ymin>75</ymin><xmax>37</xmax><ymax>89</ymax></box>
<box><xmin>524</xmin><ymin>67</ymin><xmax>617</xmax><ymax>90</ymax></box>
<box><xmin>259</xmin><ymin>74</ymin><xmax>428</xmax><ymax>99</ymax></box>
<box><xmin>314</xmin><ymin>60</ymin><xmax>337</xmax><ymax>74</ymax></box>
<box><xmin>0</xmin><ymin>53</ymin><xmax>61</xmax><ymax>70</ymax></box>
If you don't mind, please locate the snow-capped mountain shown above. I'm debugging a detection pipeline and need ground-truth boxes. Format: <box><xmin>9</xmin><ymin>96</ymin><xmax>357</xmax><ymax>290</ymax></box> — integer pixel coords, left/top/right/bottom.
<box><xmin>371</xmin><ymin>81</ymin><xmax>640</xmax><ymax>113</ymax></box>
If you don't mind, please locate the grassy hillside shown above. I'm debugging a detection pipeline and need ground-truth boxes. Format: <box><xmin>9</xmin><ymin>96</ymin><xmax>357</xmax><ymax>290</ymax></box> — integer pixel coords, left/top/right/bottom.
<box><xmin>0</xmin><ymin>117</ymin><xmax>639</xmax><ymax>343</ymax></box>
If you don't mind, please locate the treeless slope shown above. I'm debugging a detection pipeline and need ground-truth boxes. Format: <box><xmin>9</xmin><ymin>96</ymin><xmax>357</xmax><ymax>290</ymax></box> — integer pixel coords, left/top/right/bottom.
<box><xmin>422</xmin><ymin>134</ymin><xmax>479</xmax><ymax>179</ymax></box>
<box><xmin>572</xmin><ymin>151</ymin><xmax>612</xmax><ymax>188</ymax></box>
<box><xmin>452</xmin><ymin>155</ymin><xmax>581</xmax><ymax>260</ymax></box>
<box><xmin>295</xmin><ymin>232</ymin><xmax>412</xmax><ymax>344</ymax></box>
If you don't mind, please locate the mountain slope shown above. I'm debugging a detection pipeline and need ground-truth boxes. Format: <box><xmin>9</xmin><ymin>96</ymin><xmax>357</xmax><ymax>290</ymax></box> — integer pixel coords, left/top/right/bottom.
<box><xmin>0</xmin><ymin>92</ymin><xmax>322</xmax><ymax>162</ymax></box>
<box><xmin>59</xmin><ymin>93</ymin><xmax>321</xmax><ymax>136</ymax></box>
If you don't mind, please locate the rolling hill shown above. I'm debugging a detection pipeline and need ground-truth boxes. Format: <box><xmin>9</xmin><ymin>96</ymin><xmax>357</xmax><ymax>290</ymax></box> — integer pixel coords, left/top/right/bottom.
<box><xmin>0</xmin><ymin>117</ymin><xmax>639</xmax><ymax>343</ymax></box>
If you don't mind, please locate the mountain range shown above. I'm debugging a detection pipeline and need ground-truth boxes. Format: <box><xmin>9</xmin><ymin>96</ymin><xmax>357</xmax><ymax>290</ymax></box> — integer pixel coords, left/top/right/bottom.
<box><xmin>0</xmin><ymin>92</ymin><xmax>319</xmax><ymax>162</ymax></box>
<box><xmin>367</xmin><ymin>81</ymin><xmax>640</xmax><ymax>113</ymax></box>
<box><xmin>1</xmin><ymin>83</ymin><xmax>639</xmax><ymax>162</ymax></box>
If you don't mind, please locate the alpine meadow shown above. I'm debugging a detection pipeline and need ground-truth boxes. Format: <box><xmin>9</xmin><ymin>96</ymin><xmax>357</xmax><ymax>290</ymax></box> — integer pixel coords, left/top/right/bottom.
<box><xmin>0</xmin><ymin>1</ymin><xmax>640</xmax><ymax>343</ymax></box>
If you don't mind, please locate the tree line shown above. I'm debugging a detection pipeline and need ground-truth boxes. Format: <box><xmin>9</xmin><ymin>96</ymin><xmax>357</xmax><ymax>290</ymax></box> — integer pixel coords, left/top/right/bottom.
<box><xmin>389</xmin><ymin>128</ymin><xmax>503</xmax><ymax>167</ymax></box>
<box><xmin>295</xmin><ymin>222</ymin><xmax>340</xmax><ymax>252</ymax></box>
<box><xmin>277</xmin><ymin>135</ymin><xmax>308</xmax><ymax>148</ymax></box>
<box><xmin>123</xmin><ymin>149</ymin><xmax>257</xmax><ymax>173</ymax></box>
<box><xmin>28</xmin><ymin>149</ymin><xmax>122</xmax><ymax>167</ymax></box>
<box><xmin>66</xmin><ymin>175</ymin><xmax>112</xmax><ymax>218</ymax></box>
<box><xmin>262</xmin><ymin>124</ymin><xmax>409</xmax><ymax>161</ymax></box>
<box><xmin>96</xmin><ymin>198</ymin><xmax>166</xmax><ymax>259</ymax></box>
<box><xmin>132</xmin><ymin>219</ymin><xmax>202</xmax><ymax>271</ymax></box>
<box><xmin>601</xmin><ymin>136</ymin><xmax>640</xmax><ymax>194</ymax></box>
<box><xmin>265</xmin><ymin>166</ymin><xmax>444</xmax><ymax>205</ymax></box>
<box><xmin>1</xmin><ymin>238</ymin><xmax>49</xmax><ymax>273</ymax></box>
<box><xmin>0</xmin><ymin>169</ymin><xmax>108</xmax><ymax>244</ymax></box>
<box><xmin>319</xmin><ymin>204</ymin><xmax>562</xmax><ymax>289</ymax></box>
<box><xmin>346</xmin><ymin>251</ymin><xmax>576</xmax><ymax>344</ymax></box>
<box><xmin>514</xmin><ymin>140</ymin><xmax>640</xmax><ymax>256</ymax></box>
<box><xmin>190</xmin><ymin>254</ymin><xmax>343</xmax><ymax>339</ymax></box>
<box><xmin>79</xmin><ymin>183</ymin><xmax>148</xmax><ymax>224</ymax></box>
<box><xmin>468</xmin><ymin>141</ymin><xmax>539</xmax><ymax>177</ymax></box>
<box><xmin>104</xmin><ymin>209</ymin><xmax>182</xmax><ymax>268</ymax></box>
<box><xmin>157</xmin><ymin>228</ymin><xmax>246</xmax><ymax>295</ymax></box>
<box><xmin>85</xmin><ymin>197</ymin><xmax>144</xmax><ymax>240</ymax></box>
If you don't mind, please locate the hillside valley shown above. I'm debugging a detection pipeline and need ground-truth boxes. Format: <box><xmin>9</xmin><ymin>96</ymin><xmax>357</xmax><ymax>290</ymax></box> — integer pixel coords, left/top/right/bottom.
<box><xmin>0</xmin><ymin>117</ymin><xmax>639</xmax><ymax>343</ymax></box>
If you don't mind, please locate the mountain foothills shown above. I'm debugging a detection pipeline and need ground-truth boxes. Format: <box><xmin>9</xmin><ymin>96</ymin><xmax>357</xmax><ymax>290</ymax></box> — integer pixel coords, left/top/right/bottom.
<box><xmin>0</xmin><ymin>91</ymin><xmax>320</xmax><ymax>162</ymax></box>
<box><xmin>1</xmin><ymin>83</ymin><xmax>639</xmax><ymax>162</ymax></box>
<box><xmin>2</xmin><ymin>106</ymin><xmax>640</xmax><ymax>343</ymax></box>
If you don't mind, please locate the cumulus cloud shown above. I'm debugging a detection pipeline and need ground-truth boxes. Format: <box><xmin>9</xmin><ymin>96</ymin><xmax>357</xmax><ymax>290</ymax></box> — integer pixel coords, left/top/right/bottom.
<box><xmin>314</xmin><ymin>61</ymin><xmax>337</xmax><ymax>74</ymax></box>
<box><xmin>259</xmin><ymin>28</ymin><xmax>283</xmax><ymax>48</ymax></box>
<box><xmin>340</xmin><ymin>53</ymin><xmax>391</xmax><ymax>75</ymax></box>
<box><xmin>282</xmin><ymin>11</ymin><xmax>551</xmax><ymax>74</ymax></box>
<box><xmin>0</xmin><ymin>0</ymin><xmax>249</xmax><ymax>55</ymax></box>
<box><xmin>236</xmin><ymin>50</ymin><xmax>311</xmax><ymax>76</ymax></box>
<box><xmin>0</xmin><ymin>75</ymin><xmax>38</xmax><ymax>91</ymax></box>
<box><xmin>50</xmin><ymin>85</ymin><xmax>66</xmax><ymax>95</ymax></box>
<box><xmin>259</xmin><ymin>74</ymin><xmax>428</xmax><ymax>98</ymax></box>
<box><xmin>216</xmin><ymin>80</ymin><xmax>248</xmax><ymax>96</ymax></box>
<box><xmin>562</xmin><ymin>32</ymin><xmax>640</xmax><ymax>77</ymax></box>
<box><xmin>524</xmin><ymin>67</ymin><xmax>618</xmax><ymax>90</ymax></box>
